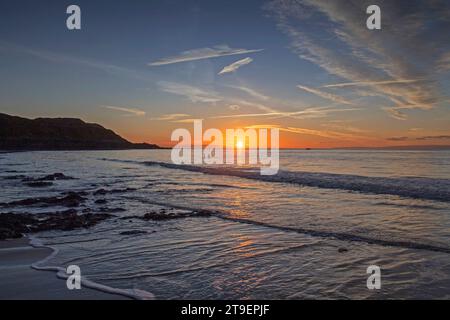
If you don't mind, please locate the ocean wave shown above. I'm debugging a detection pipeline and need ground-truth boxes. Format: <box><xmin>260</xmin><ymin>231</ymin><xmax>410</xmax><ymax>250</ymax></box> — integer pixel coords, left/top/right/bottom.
<box><xmin>130</xmin><ymin>198</ymin><xmax>450</xmax><ymax>255</ymax></box>
<box><xmin>135</xmin><ymin>161</ymin><xmax>450</xmax><ymax>202</ymax></box>
<box><xmin>374</xmin><ymin>201</ymin><xmax>443</xmax><ymax>210</ymax></box>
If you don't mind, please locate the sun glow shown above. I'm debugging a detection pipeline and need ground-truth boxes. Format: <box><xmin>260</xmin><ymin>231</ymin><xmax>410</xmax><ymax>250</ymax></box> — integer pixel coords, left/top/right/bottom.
<box><xmin>236</xmin><ymin>140</ymin><xmax>245</xmax><ymax>149</ymax></box>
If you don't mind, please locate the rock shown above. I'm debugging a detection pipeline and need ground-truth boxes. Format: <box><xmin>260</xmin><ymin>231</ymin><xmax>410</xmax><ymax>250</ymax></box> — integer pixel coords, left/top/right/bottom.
<box><xmin>63</xmin><ymin>191</ymin><xmax>89</xmax><ymax>197</ymax></box>
<box><xmin>119</xmin><ymin>230</ymin><xmax>148</xmax><ymax>236</ymax></box>
<box><xmin>192</xmin><ymin>210</ymin><xmax>213</xmax><ymax>217</ymax></box>
<box><xmin>37</xmin><ymin>173</ymin><xmax>75</xmax><ymax>181</ymax></box>
<box><xmin>93</xmin><ymin>188</ymin><xmax>107</xmax><ymax>196</ymax></box>
<box><xmin>98</xmin><ymin>207</ymin><xmax>126</xmax><ymax>213</ymax></box>
<box><xmin>119</xmin><ymin>208</ymin><xmax>212</xmax><ymax>222</ymax></box>
<box><xmin>338</xmin><ymin>248</ymin><xmax>348</xmax><ymax>253</ymax></box>
<box><xmin>25</xmin><ymin>181</ymin><xmax>53</xmax><ymax>188</ymax></box>
<box><xmin>139</xmin><ymin>209</ymin><xmax>212</xmax><ymax>221</ymax></box>
<box><xmin>0</xmin><ymin>211</ymin><xmax>114</xmax><ymax>240</ymax></box>
<box><xmin>22</xmin><ymin>173</ymin><xmax>75</xmax><ymax>182</ymax></box>
<box><xmin>0</xmin><ymin>227</ymin><xmax>23</xmax><ymax>240</ymax></box>
<box><xmin>2</xmin><ymin>193</ymin><xmax>87</xmax><ymax>208</ymax></box>
<box><xmin>0</xmin><ymin>213</ymin><xmax>35</xmax><ymax>240</ymax></box>
<box><xmin>142</xmin><ymin>212</ymin><xmax>172</xmax><ymax>221</ymax></box>
<box><xmin>93</xmin><ymin>188</ymin><xmax>136</xmax><ymax>196</ymax></box>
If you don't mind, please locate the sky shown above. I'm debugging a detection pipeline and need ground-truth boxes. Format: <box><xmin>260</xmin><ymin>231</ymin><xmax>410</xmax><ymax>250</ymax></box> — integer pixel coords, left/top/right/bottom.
<box><xmin>1</xmin><ymin>0</ymin><xmax>450</xmax><ymax>148</ymax></box>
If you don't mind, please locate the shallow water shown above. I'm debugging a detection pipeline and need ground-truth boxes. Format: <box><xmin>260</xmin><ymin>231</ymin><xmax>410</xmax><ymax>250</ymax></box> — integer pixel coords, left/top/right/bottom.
<box><xmin>1</xmin><ymin>149</ymin><xmax>450</xmax><ymax>299</ymax></box>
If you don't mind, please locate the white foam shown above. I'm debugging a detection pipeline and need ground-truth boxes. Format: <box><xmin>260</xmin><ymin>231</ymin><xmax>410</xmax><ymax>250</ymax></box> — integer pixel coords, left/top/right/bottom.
<box><xmin>139</xmin><ymin>160</ymin><xmax>450</xmax><ymax>202</ymax></box>
<box><xmin>27</xmin><ymin>235</ymin><xmax>155</xmax><ymax>300</ymax></box>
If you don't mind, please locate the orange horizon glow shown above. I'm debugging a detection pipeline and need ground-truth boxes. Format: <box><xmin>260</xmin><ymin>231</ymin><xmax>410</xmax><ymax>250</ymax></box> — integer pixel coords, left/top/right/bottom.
<box><xmin>119</xmin><ymin>127</ymin><xmax>450</xmax><ymax>150</ymax></box>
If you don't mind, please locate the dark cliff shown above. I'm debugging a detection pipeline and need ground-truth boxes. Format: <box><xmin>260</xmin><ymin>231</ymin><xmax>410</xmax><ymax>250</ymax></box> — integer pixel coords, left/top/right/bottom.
<box><xmin>0</xmin><ymin>113</ymin><xmax>161</xmax><ymax>151</ymax></box>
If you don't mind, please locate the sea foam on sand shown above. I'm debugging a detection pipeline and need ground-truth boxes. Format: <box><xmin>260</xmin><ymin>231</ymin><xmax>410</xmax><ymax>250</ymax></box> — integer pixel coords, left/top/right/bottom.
<box><xmin>0</xmin><ymin>236</ymin><xmax>154</xmax><ymax>300</ymax></box>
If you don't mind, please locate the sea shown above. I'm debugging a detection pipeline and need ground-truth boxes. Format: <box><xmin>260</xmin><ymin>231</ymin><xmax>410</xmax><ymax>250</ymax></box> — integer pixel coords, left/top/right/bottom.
<box><xmin>1</xmin><ymin>149</ymin><xmax>450</xmax><ymax>299</ymax></box>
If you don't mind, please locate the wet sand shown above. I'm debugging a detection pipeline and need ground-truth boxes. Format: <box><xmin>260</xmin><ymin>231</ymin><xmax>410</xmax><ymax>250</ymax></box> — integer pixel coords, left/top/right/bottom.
<box><xmin>0</xmin><ymin>238</ymin><xmax>130</xmax><ymax>300</ymax></box>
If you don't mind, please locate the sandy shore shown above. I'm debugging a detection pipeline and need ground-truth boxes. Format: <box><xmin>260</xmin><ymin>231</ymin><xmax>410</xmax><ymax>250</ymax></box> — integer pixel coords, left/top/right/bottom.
<box><xmin>0</xmin><ymin>238</ymin><xmax>130</xmax><ymax>300</ymax></box>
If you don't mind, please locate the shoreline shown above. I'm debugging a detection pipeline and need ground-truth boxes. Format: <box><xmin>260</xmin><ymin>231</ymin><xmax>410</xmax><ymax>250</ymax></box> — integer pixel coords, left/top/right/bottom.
<box><xmin>0</xmin><ymin>237</ymin><xmax>131</xmax><ymax>300</ymax></box>
<box><xmin>0</xmin><ymin>147</ymin><xmax>170</xmax><ymax>154</ymax></box>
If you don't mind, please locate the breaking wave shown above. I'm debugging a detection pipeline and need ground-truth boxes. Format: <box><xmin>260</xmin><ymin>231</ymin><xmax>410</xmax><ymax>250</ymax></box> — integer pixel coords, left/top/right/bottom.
<box><xmin>132</xmin><ymin>160</ymin><xmax>450</xmax><ymax>202</ymax></box>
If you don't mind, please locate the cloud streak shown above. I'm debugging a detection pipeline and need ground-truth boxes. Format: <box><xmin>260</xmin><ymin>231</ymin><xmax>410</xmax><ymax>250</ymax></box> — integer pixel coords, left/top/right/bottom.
<box><xmin>386</xmin><ymin>136</ymin><xmax>409</xmax><ymax>141</ymax></box>
<box><xmin>387</xmin><ymin>135</ymin><xmax>450</xmax><ymax>141</ymax></box>
<box><xmin>416</xmin><ymin>135</ymin><xmax>450</xmax><ymax>141</ymax></box>
<box><xmin>383</xmin><ymin>107</ymin><xmax>408</xmax><ymax>121</ymax></box>
<box><xmin>171</xmin><ymin>118</ymin><xmax>203</xmax><ymax>123</ymax></box>
<box><xmin>158</xmin><ymin>81</ymin><xmax>222</xmax><ymax>103</ymax></box>
<box><xmin>149</xmin><ymin>113</ymin><xmax>191</xmax><ymax>121</ymax></box>
<box><xmin>102</xmin><ymin>106</ymin><xmax>146</xmax><ymax>116</ymax></box>
<box><xmin>244</xmin><ymin>125</ymin><xmax>363</xmax><ymax>140</ymax></box>
<box><xmin>148</xmin><ymin>45</ymin><xmax>263</xmax><ymax>66</ymax></box>
<box><xmin>297</xmin><ymin>85</ymin><xmax>354</xmax><ymax>105</ymax></box>
<box><xmin>218</xmin><ymin>57</ymin><xmax>253</xmax><ymax>75</ymax></box>
<box><xmin>227</xmin><ymin>85</ymin><xmax>270</xmax><ymax>101</ymax></box>
<box><xmin>213</xmin><ymin>106</ymin><xmax>359</xmax><ymax>119</ymax></box>
<box><xmin>322</xmin><ymin>79</ymin><xmax>425</xmax><ymax>88</ymax></box>
<box><xmin>437</xmin><ymin>52</ymin><xmax>450</xmax><ymax>72</ymax></box>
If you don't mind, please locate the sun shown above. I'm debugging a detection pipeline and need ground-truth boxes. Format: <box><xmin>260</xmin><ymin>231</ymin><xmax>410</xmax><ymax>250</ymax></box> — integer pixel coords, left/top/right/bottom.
<box><xmin>236</xmin><ymin>140</ymin><xmax>244</xmax><ymax>149</ymax></box>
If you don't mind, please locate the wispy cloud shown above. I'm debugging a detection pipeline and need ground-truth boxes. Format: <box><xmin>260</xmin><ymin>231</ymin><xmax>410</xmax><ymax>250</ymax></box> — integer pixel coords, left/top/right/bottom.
<box><xmin>102</xmin><ymin>105</ymin><xmax>146</xmax><ymax>116</ymax></box>
<box><xmin>387</xmin><ymin>135</ymin><xmax>450</xmax><ymax>141</ymax></box>
<box><xmin>149</xmin><ymin>113</ymin><xmax>190</xmax><ymax>121</ymax></box>
<box><xmin>322</xmin><ymin>79</ymin><xmax>425</xmax><ymax>88</ymax></box>
<box><xmin>148</xmin><ymin>45</ymin><xmax>263</xmax><ymax>66</ymax></box>
<box><xmin>213</xmin><ymin>106</ymin><xmax>359</xmax><ymax>119</ymax></box>
<box><xmin>416</xmin><ymin>135</ymin><xmax>450</xmax><ymax>141</ymax></box>
<box><xmin>297</xmin><ymin>85</ymin><xmax>354</xmax><ymax>105</ymax></box>
<box><xmin>266</xmin><ymin>0</ymin><xmax>448</xmax><ymax>119</ymax></box>
<box><xmin>386</xmin><ymin>136</ymin><xmax>410</xmax><ymax>142</ymax></box>
<box><xmin>218</xmin><ymin>57</ymin><xmax>253</xmax><ymax>75</ymax></box>
<box><xmin>229</xmin><ymin>99</ymin><xmax>279</xmax><ymax>113</ymax></box>
<box><xmin>224</xmin><ymin>88</ymin><xmax>354</xmax><ymax>121</ymax></box>
<box><xmin>149</xmin><ymin>113</ymin><xmax>203</xmax><ymax>123</ymax></box>
<box><xmin>213</xmin><ymin>112</ymin><xmax>283</xmax><ymax>119</ymax></box>
<box><xmin>282</xmin><ymin>127</ymin><xmax>360</xmax><ymax>140</ymax></box>
<box><xmin>244</xmin><ymin>124</ymin><xmax>362</xmax><ymax>140</ymax></box>
<box><xmin>320</xmin><ymin>121</ymin><xmax>370</xmax><ymax>134</ymax></box>
<box><xmin>172</xmin><ymin>118</ymin><xmax>203</xmax><ymax>123</ymax></box>
<box><xmin>393</xmin><ymin>103</ymin><xmax>436</xmax><ymax>111</ymax></box>
<box><xmin>437</xmin><ymin>52</ymin><xmax>450</xmax><ymax>72</ymax></box>
<box><xmin>245</xmin><ymin>124</ymin><xmax>283</xmax><ymax>130</ymax></box>
<box><xmin>227</xmin><ymin>85</ymin><xmax>270</xmax><ymax>101</ymax></box>
<box><xmin>158</xmin><ymin>81</ymin><xmax>222</xmax><ymax>103</ymax></box>
<box><xmin>383</xmin><ymin>107</ymin><xmax>408</xmax><ymax>121</ymax></box>
<box><xmin>229</xmin><ymin>104</ymin><xmax>241</xmax><ymax>111</ymax></box>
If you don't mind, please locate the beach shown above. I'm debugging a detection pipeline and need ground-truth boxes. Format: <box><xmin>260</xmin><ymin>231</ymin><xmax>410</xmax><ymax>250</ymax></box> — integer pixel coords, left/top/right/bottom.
<box><xmin>1</xmin><ymin>149</ymin><xmax>450</xmax><ymax>299</ymax></box>
<box><xmin>0</xmin><ymin>238</ymin><xmax>129</xmax><ymax>300</ymax></box>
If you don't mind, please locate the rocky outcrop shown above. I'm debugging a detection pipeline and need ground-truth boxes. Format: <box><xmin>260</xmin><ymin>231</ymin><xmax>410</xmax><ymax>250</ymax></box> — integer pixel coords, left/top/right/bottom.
<box><xmin>0</xmin><ymin>210</ymin><xmax>113</xmax><ymax>240</ymax></box>
<box><xmin>0</xmin><ymin>113</ymin><xmax>161</xmax><ymax>151</ymax></box>
<box><xmin>1</xmin><ymin>192</ymin><xmax>87</xmax><ymax>208</ymax></box>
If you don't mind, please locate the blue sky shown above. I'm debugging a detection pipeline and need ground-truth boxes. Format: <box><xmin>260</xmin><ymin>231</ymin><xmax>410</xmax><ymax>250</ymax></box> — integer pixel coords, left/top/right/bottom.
<box><xmin>1</xmin><ymin>0</ymin><xmax>450</xmax><ymax>147</ymax></box>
